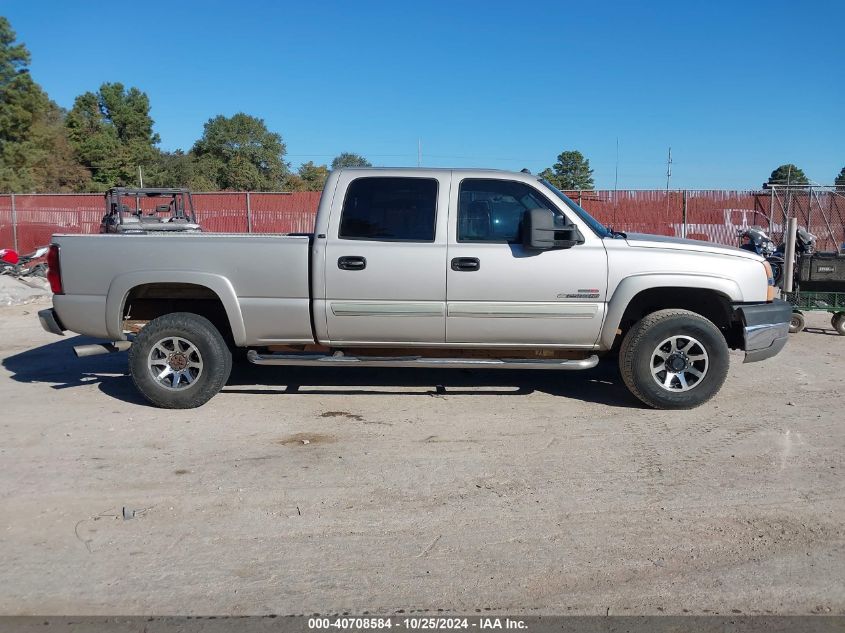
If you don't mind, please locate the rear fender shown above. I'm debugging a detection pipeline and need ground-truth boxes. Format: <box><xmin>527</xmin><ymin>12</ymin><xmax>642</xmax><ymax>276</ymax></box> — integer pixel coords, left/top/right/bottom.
<box><xmin>106</xmin><ymin>271</ymin><xmax>246</xmax><ymax>345</ymax></box>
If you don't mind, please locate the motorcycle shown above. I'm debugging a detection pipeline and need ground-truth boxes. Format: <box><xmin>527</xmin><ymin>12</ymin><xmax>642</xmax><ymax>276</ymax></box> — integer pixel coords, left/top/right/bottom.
<box><xmin>738</xmin><ymin>226</ymin><xmax>819</xmax><ymax>289</ymax></box>
<box><xmin>0</xmin><ymin>246</ymin><xmax>50</xmax><ymax>278</ymax></box>
<box><xmin>739</xmin><ymin>227</ymin><xmax>784</xmax><ymax>286</ymax></box>
<box><xmin>773</xmin><ymin>227</ymin><xmax>816</xmax><ymax>257</ymax></box>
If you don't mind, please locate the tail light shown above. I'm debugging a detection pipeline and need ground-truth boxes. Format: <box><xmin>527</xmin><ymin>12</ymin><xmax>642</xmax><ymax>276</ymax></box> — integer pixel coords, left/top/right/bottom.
<box><xmin>46</xmin><ymin>244</ymin><xmax>63</xmax><ymax>294</ymax></box>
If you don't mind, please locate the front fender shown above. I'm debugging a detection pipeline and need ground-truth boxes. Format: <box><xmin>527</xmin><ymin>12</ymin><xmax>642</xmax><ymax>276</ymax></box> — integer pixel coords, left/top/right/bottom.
<box><xmin>598</xmin><ymin>273</ymin><xmax>743</xmax><ymax>349</ymax></box>
<box><xmin>105</xmin><ymin>271</ymin><xmax>247</xmax><ymax>345</ymax></box>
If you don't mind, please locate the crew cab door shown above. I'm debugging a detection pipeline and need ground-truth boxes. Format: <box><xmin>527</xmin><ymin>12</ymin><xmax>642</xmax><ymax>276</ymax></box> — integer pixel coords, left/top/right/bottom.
<box><xmin>446</xmin><ymin>177</ymin><xmax>608</xmax><ymax>347</ymax></box>
<box><xmin>322</xmin><ymin>173</ymin><xmax>449</xmax><ymax>344</ymax></box>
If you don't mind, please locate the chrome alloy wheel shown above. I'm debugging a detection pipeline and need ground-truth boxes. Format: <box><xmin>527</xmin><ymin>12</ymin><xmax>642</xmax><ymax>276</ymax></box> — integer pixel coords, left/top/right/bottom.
<box><xmin>650</xmin><ymin>335</ymin><xmax>709</xmax><ymax>392</ymax></box>
<box><xmin>147</xmin><ymin>336</ymin><xmax>203</xmax><ymax>390</ymax></box>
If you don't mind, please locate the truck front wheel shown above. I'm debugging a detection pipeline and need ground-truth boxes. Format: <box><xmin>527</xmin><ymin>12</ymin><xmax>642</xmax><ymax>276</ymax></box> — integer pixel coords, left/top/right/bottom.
<box><xmin>619</xmin><ymin>309</ymin><xmax>729</xmax><ymax>409</ymax></box>
<box><xmin>128</xmin><ymin>312</ymin><xmax>232</xmax><ymax>409</ymax></box>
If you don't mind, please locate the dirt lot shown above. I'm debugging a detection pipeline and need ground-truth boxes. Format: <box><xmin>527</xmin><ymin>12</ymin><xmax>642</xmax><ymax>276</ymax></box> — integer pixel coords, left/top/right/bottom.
<box><xmin>0</xmin><ymin>300</ymin><xmax>843</xmax><ymax>616</ymax></box>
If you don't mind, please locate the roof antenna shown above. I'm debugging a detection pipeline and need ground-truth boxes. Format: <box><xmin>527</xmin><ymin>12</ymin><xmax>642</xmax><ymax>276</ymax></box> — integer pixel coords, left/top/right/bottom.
<box><xmin>520</xmin><ymin>168</ymin><xmax>532</xmax><ymax>174</ymax></box>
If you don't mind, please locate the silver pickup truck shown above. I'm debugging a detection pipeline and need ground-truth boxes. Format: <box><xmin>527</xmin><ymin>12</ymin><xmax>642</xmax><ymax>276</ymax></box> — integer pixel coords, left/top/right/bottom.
<box><xmin>39</xmin><ymin>168</ymin><xmax>791</xmax><ymax>409</ymax></box>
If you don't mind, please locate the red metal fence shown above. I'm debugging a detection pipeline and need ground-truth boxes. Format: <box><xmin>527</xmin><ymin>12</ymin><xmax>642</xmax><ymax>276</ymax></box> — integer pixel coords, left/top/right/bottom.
<box><xmin>0</xmin><ymin>192</ymin><xmax>322</xmax><ymax>253</ymax></box>
<box><xmin>1</xmin><ymin>189</ymin><xmax>843</xmax><ymax>254</ymax></box>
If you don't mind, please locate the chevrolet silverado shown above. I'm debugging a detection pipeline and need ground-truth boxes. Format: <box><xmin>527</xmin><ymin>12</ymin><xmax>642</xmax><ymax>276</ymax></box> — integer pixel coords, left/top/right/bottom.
<box><xmin>38</xmin><ymin>168</ymin><xmax>791</xmax><ymax>409</ymax></box>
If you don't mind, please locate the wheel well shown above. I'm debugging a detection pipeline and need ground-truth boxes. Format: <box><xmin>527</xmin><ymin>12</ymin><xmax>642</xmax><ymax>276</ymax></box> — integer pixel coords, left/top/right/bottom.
<box><xmin>122</xmin><ymin>283</ymin><xmax>233</xmax><ymax>343</ymax></box>
<box><xmin>617</xmin><ymin>287</ymin><xmax>740</xmax><ymax>348</ymax></box>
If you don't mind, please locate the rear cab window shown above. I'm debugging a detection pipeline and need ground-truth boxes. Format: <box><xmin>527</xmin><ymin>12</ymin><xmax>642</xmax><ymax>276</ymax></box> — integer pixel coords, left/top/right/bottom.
<box><xmin>339</xmin><ymin>177</ymin><xmax>438</xmax><ymax>242</ymax></box>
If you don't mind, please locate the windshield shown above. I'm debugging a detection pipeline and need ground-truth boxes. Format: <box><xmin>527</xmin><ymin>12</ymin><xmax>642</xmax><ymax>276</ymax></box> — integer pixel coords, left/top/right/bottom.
<box><xmin>538</xmin><ymin>179</ymin><xmax>611</xmax><ymax>237</ymax></box>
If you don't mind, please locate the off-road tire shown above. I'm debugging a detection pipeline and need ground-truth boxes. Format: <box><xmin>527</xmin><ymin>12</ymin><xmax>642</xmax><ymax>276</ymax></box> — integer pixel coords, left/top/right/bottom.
<box><xmin>789</xmin><ymin>311</ymin><xmax>805</xmax><ymax>334</ymax></box>
<box><xmin>129</xmin><ymin>312</ymin><xmax>232</xmax><ymax>409</ymax></box>
<box><xmin>619</xmin><ymin>309</ymin><xmax>730</xmax><ymax>410</ymax></box>
<box><xmin>831</xmin><ymin>312</ymin><xmax>845</xmax><ymax>336</ymax></box>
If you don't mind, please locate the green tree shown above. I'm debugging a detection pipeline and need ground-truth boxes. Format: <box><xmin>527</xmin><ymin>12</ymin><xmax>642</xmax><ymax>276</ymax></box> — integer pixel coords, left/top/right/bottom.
<box><xmin>65</xmin><ymin>82</ymin><xmax>160</xmax><ymax>190</ymax></box>
<box><xmin>0</xmin><ymin>17</ymin><xmax>88</xmax><ymax>192</ymax></box>
<box><xmin>767</xmin><ymin>164</ymin><xmax>809</xmax><ymax>187</ymax></box>
<box><xmin>298</xmin><ymin>161</ymin><xmax>329</xmax><ymax>191</ymax></box>
<box><xmin>191</xmin><ymin>113</ymin><xmax>289</xmax><ymax>190</ymax></box>
<box><xmin>282</xmin><ymin>174</ymin><xmax>307</xmax><ymax>191</ymax></box>
<box><xmin>25</xmin><ymin>105</ymin><xmax>91</xmax><ymax>191</ymax></box>
<box><xmin>0</xmin><ymin>15</ymin><xmax>36</xmax><ymax>145</ymax></box>
<box><xmin>540</xmin><ymin>150</ymin><xmax>594</xmax><ymax>190</ymax></box>
<box><xmin>834</xmin><ymin>167</ymin><xmax>845</xmax><ymax>192</ymax></box>
<box><xmin>145</xmin><ymin>150</ymin><xmax>190</xmax><ymax>188</ymax></box>
<box><xmin>331</xmin><ymin>152</ymin><xmax>371</xmax><ymax>169</ymax></box>
<box><xmin>144</xmin><ymin>150</ymin><xmax>215</xmax><ymax>191</ymax></box>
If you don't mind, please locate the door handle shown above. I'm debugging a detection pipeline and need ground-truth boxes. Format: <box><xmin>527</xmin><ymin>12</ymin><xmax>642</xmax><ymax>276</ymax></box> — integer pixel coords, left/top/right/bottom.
<box><xmin>338</xmin><ymin>256</ymin><xmax>367</xmax><ymax>271</ymax></box>
<box><xmin>451</xmin><ymin>257</ymin><xmax>480</xmax><ymax>272</ymax></box>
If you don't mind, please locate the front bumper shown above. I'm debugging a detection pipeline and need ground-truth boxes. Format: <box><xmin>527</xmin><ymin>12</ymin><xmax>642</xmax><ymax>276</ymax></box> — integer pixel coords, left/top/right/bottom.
<box><xmin>733</xmin><ymin>299</ymin><xmax>791</xmax><ymax>363</ymax></box>
<box><xmin>38</xmin><ymin>308</ymin><xmax>65</xmax><ymax>336</ymax></box>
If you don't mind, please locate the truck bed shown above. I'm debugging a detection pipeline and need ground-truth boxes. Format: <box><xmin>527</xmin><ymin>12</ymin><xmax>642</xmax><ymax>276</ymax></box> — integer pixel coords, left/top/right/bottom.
<box><xmin>52</xmin><ymin>233</ymin><xmax>314</xmax><ymax>345</ymax></box>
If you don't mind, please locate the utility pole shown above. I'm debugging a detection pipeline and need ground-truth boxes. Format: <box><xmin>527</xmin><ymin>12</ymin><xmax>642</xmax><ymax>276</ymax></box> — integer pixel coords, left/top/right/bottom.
<box><xmin>417</xmin><ymin>138</ymin><xmax>422</xmax><ymax>167</ymax></box>
<box><xmin>665</xmin><ymin>147</ymin><xmax>672</xmax><ymax>213</ymax></box>
<box><xmin>614</xmin><ymin>137</ymin><xmax>619</xmax><ymax>196</ymax></box>
<box><xmin>612</xmin><ymin>137</ymin><xmax>620</xmax><ymax>227</ymax></box>
<box><xmin>785</xmin><ymin>164</ymin><xmax>793</xmax><ymax>223</ymax></box>
<box><xmin>138</xmin><ymin>165</ymin><xmax>144</xmax><ymax>188</ymax></box>
<box><xmin>665</xmin><ymin>147</ymin><xmax>672</xmax><ymax>192</ymax></box>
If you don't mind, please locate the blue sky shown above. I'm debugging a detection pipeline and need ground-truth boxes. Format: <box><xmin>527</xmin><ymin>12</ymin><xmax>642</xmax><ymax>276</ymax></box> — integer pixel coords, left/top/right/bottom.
<box><xmin>4</xmin><ymin>0</ymin><xmax>844</xmax><ymax>189</ymax></box>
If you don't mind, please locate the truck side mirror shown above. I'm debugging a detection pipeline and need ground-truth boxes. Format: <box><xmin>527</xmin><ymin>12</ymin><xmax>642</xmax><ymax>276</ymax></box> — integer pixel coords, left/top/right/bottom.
<box><xmin>522</xmin><ymin>208</ymin><xmax>584</xmax><ymax>250</ymax></box>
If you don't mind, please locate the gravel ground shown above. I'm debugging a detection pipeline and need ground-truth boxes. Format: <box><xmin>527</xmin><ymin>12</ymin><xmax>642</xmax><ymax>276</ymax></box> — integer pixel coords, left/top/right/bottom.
<box><xmin>0</xmin><ymin>276</ymin><xmax>50</xmax><ymax>307</ymax></box>
<box><xmin>0</xmin><ymin>300</ymin><xmax>843</xmax><ymax>615</ymax></box>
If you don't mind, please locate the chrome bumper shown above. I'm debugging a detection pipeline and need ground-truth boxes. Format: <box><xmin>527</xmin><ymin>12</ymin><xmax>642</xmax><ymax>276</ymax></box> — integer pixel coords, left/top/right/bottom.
<box><xmin>38</xmin><ymin>308</ymin><xmax>65</xmax><ymax>336</ymax></box>
<box><xmin>733</xmin><ymin>299</ymin><xmax>791</xmax><ymax>363</ymax></box>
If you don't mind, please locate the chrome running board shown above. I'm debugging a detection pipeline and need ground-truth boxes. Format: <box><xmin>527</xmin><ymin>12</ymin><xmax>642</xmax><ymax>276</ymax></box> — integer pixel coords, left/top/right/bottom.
<box><xmin>247</xmin><ymin>350</ymin><xmax>599</xmax><ymax>371</ymax></box>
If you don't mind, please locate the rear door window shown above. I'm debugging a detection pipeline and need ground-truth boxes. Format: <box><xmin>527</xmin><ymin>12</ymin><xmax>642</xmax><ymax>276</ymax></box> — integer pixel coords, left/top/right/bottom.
<box><xmin>339</xmin><ymin>177</ymin><xmax>438</xmax><ymax>241</ymax></box>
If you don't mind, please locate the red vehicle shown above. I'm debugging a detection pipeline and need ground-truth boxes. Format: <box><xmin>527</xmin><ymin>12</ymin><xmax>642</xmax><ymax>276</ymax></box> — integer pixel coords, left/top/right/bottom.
<box><xmin>0</xmin><ymin>245</ymin><xmax>50</xmax><ymax>277</ymax></box>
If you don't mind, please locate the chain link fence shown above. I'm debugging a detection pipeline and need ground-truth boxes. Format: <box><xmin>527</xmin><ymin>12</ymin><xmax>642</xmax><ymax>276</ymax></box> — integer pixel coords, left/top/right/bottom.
<box><xmin>559</xmin><ymin>187</ymin><xmax>844</xmax><ymax>251</ymax></box>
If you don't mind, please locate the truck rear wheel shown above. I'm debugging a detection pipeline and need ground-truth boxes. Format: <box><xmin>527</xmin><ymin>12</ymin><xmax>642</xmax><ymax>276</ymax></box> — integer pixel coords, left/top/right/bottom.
<box><xmin>128</xmin><ymin>312</ymin><xmax>232</xmax><ymax>409</ymax></box>
<box><xmin>619</xmin><ymin>309</ymin><xmax>729</xmax><ymax>410</ymax></box>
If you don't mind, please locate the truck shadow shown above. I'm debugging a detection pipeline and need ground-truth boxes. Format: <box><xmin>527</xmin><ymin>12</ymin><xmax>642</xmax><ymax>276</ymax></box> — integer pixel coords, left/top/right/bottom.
<box><xmin>222</xmin><ymin>360</ymin><xmax>639</xmax><ymax>408</ymax></box>
<box><xmin>801</xmin><ymin>327</ymin><xmax>842</xmax><ymax>336</ymax></box>
<box><xmin>1</xmin><ymin>334</ymin><xmax>150</xmax><ymax>406</ymax></box>
<box><xmin>2</xmin><ymin>335</ymin><xmax>640</xmax><ymax>409</ymax></box>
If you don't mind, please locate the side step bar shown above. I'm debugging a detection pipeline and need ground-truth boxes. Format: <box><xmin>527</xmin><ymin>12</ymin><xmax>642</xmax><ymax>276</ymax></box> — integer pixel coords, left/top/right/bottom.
<box><xmin>247</xmin><ymin>350</ymin><xmax>599</xmax><ymax>371</ymax></box>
